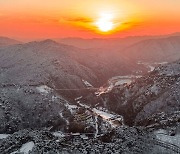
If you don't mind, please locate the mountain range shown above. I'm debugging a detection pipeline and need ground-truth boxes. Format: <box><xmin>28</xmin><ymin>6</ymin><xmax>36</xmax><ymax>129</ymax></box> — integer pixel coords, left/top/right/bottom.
<box><xmin>0</xmin><ymin>34</ymin><xmax>180</xmax><ymax>154</ymax></box>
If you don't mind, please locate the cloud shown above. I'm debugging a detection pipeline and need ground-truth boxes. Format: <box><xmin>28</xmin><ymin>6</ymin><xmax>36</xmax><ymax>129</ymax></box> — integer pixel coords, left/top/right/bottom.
<box><xmin>60</xmin><ymin>16</ymin><xmax>93</xmax><ymax>24</ymax></box>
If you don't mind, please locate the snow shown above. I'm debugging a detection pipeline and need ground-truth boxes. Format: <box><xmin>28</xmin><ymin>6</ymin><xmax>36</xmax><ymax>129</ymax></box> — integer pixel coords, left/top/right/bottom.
<box><xmin>154</xmin><ymin>62</ymin><xmax>168</xmax><ymax>65</ymax></box>
<box><xmin>95</xmin><ymin>75</ymin><xmax>141</xmax><ymax>96</ymax></box>
<box><xmin>52</xmin><ymin>95</ymin><xmax>58</xmax><ymax>101</ymax></box>
<box><xmin>154</xmin><ymin>129</ymin><xmax>180</xmax><ymax>147</ymax></box>
<box><xmin>36</xmin><ymin>85</ymin><xmax>52</xmax><ymax>94</ymax></box>
<box><xmin>82</xmin><ymin>79</ymin><xmax>93</xmax><ymax>87</ymax></box>
<box><xmin>65</xmin><ymin>103</ymin><xmax>78</xmax><ymax>114</ymax></box>
<box><xmin>77</xmin><ymin>102</ymin><xmax>90</xmax><ymax>108</ymax></box>
<box><xmin>138</xmin><ymin>62</ymin><xmax>155</xmax><ymax>72</ymax></box>
<box><xmin>148</xmin><ymin>65</ymin><xmax>155</xmax><ymax>72</ymax></box>
<box><xmin>80</xmin><ymin>134</ymin><xmax>89</xmax><ymax>140</ymax></box>
<box><xmin>94</xmin><ymin>116</ymin><xmax>99</xmax><ymax>138</ymax></box>
<box><xmin>19</xmin><ymin>141</ymin><xmax>34</xmax><ymax>154</ymax></box>
<box><xmin>95</xmin><ymin>85</ymin><xmax>113</xmax><ymax>96</ymax></box>
<box><xmin>0</xmin><ymin>134</ymin><xmax>9</xmax><ymax>139</ymax></box>
<box><xmin>10</xmin><ymin>151</ymin><xmax>18</xmax><ymax>154</ymax></box>
<box><xmin>110</xmin><ymin>75</ymin><xmax>140</xmax><ymax>80</ymax></box>
<box><xmin>138</xmin><ymin>61</ymin><xmax>168</xmax><ymax>72</ymax></box>
<box><xmin>92</xmin><ymin>108</ymin><xmax>124</xmax><ymax>127</ymax></box>
<box><xmin>93</xmin><ymin>108</ymin><xmax>114</xmax><ymax>120</ymax></box>
<box><xmin>71</xmin><ymin>133</ymin><xmax>80</xmax><ymax>136</ymax></box>
<box><xmin>59</xmin><ymin>112</ymin><xmax>69</xmax><ymax>125</ymax></box>
<box><xmin>150</xmin><ymin>84</ymin><xmax>159</xmax><ymax>95</ymax></box>
<box><xmin>114</xmin><ymin>79</ymin><xmax>132</xmax><ymax>86</ymax></box>
<box><xmin>53</xmin><ymin>131</ymin><xmax>65</xmax><ymax>138</ymax></box>
<box><xmin>77</xmin><ymin>101</ymin><xmax>123</xmax><ymax>129</ymax></box>
<box><xmin>75</xmin><ymin>96</ymin><xmax>82</xmax><ymax>101</ymax></box>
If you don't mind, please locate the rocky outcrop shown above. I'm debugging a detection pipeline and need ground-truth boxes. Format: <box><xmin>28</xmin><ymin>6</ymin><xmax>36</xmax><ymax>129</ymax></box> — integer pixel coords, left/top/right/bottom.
<box><xmin>0</xmin><ymin>127</ymin><xmax>154</xmax><ymax>154</ymax></box>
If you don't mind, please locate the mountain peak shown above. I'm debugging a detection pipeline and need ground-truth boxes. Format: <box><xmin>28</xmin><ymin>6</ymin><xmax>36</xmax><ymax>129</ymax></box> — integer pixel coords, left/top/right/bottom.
<box><xmin>0</xmin><ymin>36</ymin><xmax>22</xmax><ymax>46</ymax></box>
<box><xmin>39</xmin><ymin>39</ymin><xmax>59</xmax><ymax>45</ymax></box>
<box><xmin>25</xmin><ymin>39</ymin><xmax>60</xmax><ymax>48</ymax></box>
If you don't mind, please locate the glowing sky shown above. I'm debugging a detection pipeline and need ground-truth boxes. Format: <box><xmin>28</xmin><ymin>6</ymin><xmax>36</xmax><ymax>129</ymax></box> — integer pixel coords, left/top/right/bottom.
<box><xmin>0</xmin><ymin>0</ymin><xmax>180</xmax><ymax>40</ymax></box>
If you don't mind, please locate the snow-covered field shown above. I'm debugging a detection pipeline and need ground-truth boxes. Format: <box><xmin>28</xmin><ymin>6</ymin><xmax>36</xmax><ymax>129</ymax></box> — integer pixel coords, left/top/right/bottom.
<box><xmin>92</xmin><ymin>108</ymin><xmax>114</xmax><ymax>120</ymax></box>
<box><xmin>36</xmin><ymin>85</ymin><xmax>52</xmax><ymax>94</ymax></box>
<box><xmin>154</xmin><ymin>129</ymin><xmax>180</xmax><ymax>147</ymax></box>
<box><xmin>82</xmin><ymin>79</ymin><xmax>93</xmax><ymax>87</ymax></box>
<box><xmin>10</xmin><ymin>141</ymin><xmax>34</xmax><ymax>154</ymax></box>
<box><xmin>0</xmin><ymin>134</ymin><xmax>9</xmax><ymax>139</ymax></box>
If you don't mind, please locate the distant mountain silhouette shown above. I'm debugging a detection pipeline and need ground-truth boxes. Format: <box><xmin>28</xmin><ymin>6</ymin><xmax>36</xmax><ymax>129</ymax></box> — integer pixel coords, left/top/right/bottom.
<box><xmin>121</xmin><ymin>36</ymin><xmax>180</xmax><ymax>62</ymax></box>
<box><xmin>0</xmin><ymin>36</ymin><xmax>22</xmax><ymax>47</ymax></box>
<box><xmin>55</xmin><ymin>33</ymin><xmax>180</xmax><ymax>51</ymax></box>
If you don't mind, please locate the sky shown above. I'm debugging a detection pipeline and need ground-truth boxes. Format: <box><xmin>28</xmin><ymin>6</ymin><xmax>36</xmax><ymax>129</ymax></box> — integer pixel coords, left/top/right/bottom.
<box><xmin>0</xmin><ymin>0</ymin><xmax>180</xmax><ymax>40</ymax></box>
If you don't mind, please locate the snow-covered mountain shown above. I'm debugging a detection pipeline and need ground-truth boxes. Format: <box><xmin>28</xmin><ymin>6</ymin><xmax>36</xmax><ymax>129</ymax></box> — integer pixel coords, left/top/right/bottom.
<box><xmin>0</xmin><ymin>40</ymin><xmax>97</xmax><ymax>89</ymax></box>
<box><xmin>0</xmin><ymin>39</ymin><xmax>146</xmax><ymax>133</ymax></box>
<box><xmin>0</xmin><ymin>39</ymin><xmax>146</xmax><ymax>88</ymax></box>
<box><xmin>84</xmin><ymin>60</ymin><xmax>180</xmax><ymax>126</ymax></box>
<box><xmin>0</xmin><ymin>38</ymin><xmax>180</xmax><ymax>154</ymax></box>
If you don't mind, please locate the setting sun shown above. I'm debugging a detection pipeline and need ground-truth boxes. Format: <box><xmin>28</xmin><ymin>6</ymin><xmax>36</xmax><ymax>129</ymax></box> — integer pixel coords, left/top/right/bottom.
<box><xmin>95</xmin><ymin>12</ymin><xmax>115</xmax><ymax>32</ymax></box>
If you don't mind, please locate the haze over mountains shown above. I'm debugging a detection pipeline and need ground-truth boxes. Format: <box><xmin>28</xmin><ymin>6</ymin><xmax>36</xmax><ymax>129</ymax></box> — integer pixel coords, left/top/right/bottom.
<box><xmin>0</xmin><ymin>33</ymin><xmax>180</xmax><ymax>153</ymax></box>
<box><xmin>121</xmin><ymin>36</ymin><xmax>180</xmax><ymax>62</ymax></box>
<box><xmin>57</xmin><ymin>33</ymin><xmax>180</xmax><ymax>63</ymax></box>
<box><xmin>57</xmin><ymin>32</ymin><xmax>180</xmax><ymax>51</ymax></box>
<box><xmin>0</xmin><ymin>37</ymin><xmax>22</xmax><ymax>47</ymax></box>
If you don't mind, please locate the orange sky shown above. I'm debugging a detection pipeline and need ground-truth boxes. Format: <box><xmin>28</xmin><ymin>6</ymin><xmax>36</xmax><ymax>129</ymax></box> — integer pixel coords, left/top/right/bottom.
<box><xmin>0</xmin><ymin>0</ymin><xmax>180</xmax><ymax>40</ymax></box>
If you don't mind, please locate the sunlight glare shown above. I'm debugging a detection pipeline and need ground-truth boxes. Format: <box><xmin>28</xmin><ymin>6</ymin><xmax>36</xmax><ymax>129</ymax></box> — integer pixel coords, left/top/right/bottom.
<box><xmin>95</xmin><ymin>12</ymin><xmax>114</xmax><ymax>32</ymax></box>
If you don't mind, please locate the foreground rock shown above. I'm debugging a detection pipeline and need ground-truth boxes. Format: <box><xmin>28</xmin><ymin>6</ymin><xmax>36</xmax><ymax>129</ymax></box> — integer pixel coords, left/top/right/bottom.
<box><xmin>0</xmin><ymin>127</ymin><xmax>154</xmax><ymax>154</ymax></box>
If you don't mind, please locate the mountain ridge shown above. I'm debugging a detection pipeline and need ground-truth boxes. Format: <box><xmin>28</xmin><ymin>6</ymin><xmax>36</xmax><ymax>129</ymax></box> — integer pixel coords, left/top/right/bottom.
<box><xmin>0</xmin><ymin>36</ymin><xmax>22</xmax><ymax>47</ymax></box>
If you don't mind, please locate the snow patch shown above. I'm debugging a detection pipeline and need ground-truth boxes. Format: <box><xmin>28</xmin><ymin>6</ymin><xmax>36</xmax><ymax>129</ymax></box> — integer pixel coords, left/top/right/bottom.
<box><xmin>36</xmin><ymin>85</ymin><xmax>52</xmax><ymax>94</ymax></box>
<box><xmin>19</xmin><ymin>141</ymin><xmax>34</xmax><ymax>154</ymax></box>
<box><xmin>94</xmin><ymin>116</ymin><xmax>99</xmax><ymax>138</ymax></box>
<box><xmin>77</xmin><ymin>101</ymin><xmax>90</xmax><ymax>109</ymax></box>
<box><xmin>52</xmin><ymin>95</ymin><xmax>58</xmax><ymax>101</ymax></box>
<box><xmin>0</xmin><ymin>134</ymin><xmax>9</xmax><ymax>139</ymax></box>
<box><xmin>150</xmin><ymin>84</ymin><xmax>159</xmax><ymax>95</ymax></box>
<box><xmin>114</xmin><ymin>79</ymin><xmax>132</xmax><ymax>86</ymax></box>
<box><xmin>154</xmin><ymin>62</ymin><xmax>168</xmax><ymax>65</ymax></box>
<box><xmin>96</xmin><ymin>75</ymin><xmax>141</xmax><ymax>96</ymax></box>
<box><xmin>154</xmin><ymin>129</ymin><xmax>180</xmax><ymax>147</ymax></box>
<box><xmin>138</xmin><ymin>61</ymin><xmax>168</xmax><ymax>72</ymax></box>
<box><xmin>65</xmin><ymin>103</ymin><xmax>78</xmax><ymax>114</ymax></box>
<box><xmin>80</xmin><ymin>134</ymin><xmax>89</xmax><ymax>140</ymax></box>
<box><xmin>93</xmin><ymin>108</ymin><xmax>114</xmax><ymax>120</ymax></box>
<box><xmin>53</xmin><ymin>131</ymin><xmax>65</xmax><ymax>138</ymax></box>
<box><xmin>59</xmin><ymin>112</ymin><xmax>69</xmax><ymax>125</ymax></box>
<box><xmin>95</xmin><ymin>85</ymin><xmax>113</xmax><ymax>96</ymax></box>
<box><xmin>148</xmin><ymin>65</ymin><xmax>155</xmax><ymax>72</ymax></box>
<box><xmin>75</xmin><ymin>96</ymin><xmax>82</xmax><ymax>101</ymax></box>
<box><xmin>82</xmin><ymin>79</ymin><xmax>93</xmax><ymax>87</ymax></box>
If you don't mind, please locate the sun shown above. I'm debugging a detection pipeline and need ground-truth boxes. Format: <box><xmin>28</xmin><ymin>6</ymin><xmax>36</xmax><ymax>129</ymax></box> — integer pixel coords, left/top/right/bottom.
<box><xmin>95</xmin><ymin>12</ymin><xmax>114</xmax><ymax>32</ymax></box>
<box><xmin>96</xmin><ymin>20</ymin><xmax>113</xmax><ymax>32</ymax></box>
